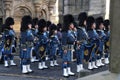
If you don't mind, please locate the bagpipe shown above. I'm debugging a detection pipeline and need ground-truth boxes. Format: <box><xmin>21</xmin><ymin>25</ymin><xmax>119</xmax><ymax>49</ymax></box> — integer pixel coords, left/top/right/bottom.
<box><xmin>38</xmin><ymin>39</ymin><xmax>49</xmax><ymax>60</ymax></box>
<box><xmin>93</xmin><ymin>39</ymin><xmax>100</xmax><ymax>55</ymax></box>
<box><xmin>105</xmin><ymin>39</ymin><xmax>110</xmax><ymax>48</ymax></box>
<box><xmin>37</xmin><ymin>36</ymin><xmax>48</xmax><ymax>59</ymax></box>
<box><xmin>81</xmin><ymin>38</ymin><xmax>100</xmax><ymax>63</ymax></box>
<box><xmin>83</xmin><ymin>42</ymin><xmax>96</xmax><ymax>63</ymax></box>
<box><xmin>4</xmin><ymin>35</ymin><xmax>13</xmax><ymax>50</ymax></box>
<box><xmin>39</xmin><ymin>45</ymin><xmax>46</xmax><ymax>59</ymax></box>
<box><xmin>12</xmin><ymin>37</ymin><xmax>18</xmax><ymax>53</ymax></box>
<box><xmin>71</xmin><ymin>40</ymin><xmax>96</xmax><ymax>62</ymax></box>
<box><xmin>4</xmin><ymin>29</ymin><xmax>18</xmax><ymax>53</ymax></box>
<box><xmin>104</xmin><ymin>36</ymin><xmax>110</xmax><ymax>53</ymax></box>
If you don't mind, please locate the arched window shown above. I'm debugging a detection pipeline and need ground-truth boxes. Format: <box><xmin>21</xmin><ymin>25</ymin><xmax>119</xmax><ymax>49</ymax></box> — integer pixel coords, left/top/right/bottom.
<box><xmin>39</xmin><ymin>9</ymin><xmax>47</xmax><ymax>20</ymax></box>
<box><xmin>14</xmin><ymin>6</ymin><xmax>32</xmax><ymax>20</ymax></box>
<box><xmin>13</xmin><ymin>6</ymin><xmax>33</xmax><ymax>32</ymax></box>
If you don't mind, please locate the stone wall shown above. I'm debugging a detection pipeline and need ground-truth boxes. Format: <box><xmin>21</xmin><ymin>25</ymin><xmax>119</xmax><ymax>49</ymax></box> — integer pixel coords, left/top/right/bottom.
<box><xmin>0</xmin><ymin>0</ymin><xmax>57</xmax><ymax>32</ymax></box>
<box><xmin>88</xmin><ymin>0</ymin><xmax>106</xmax><ymax>17</ymax></box>
<box><xmin>59</xmin><ymin>0</ymin><xmax>106</xmax><ymax>23</ymax></box>
<box><xmin>109</xmin><ymin>0</ymin><xmax>120</xmax><ymax>73</ymax></box>
<box><xmin>0</xmin><ymin>0</ymin><xmax>107</xmax><ymax>30</ymax></box>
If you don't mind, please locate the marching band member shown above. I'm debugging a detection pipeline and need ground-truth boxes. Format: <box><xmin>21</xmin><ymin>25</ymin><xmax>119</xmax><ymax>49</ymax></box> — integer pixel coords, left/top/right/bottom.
<box><xmin>96</xmin><ymin>17</ymin><xmax>106</xmax><ymax>66</ymax></box>
<box><xmin>20</xmin><ymin>15</ymin><xmax>33</xmax><ymax>73</ymax></box>
<box><xmin>57</xmin><ymin>23</ymin><xmax>63</xmax><ymax>57</ymax></box>
<box><xmin>0</xmin><ymin>33</ymin><xmax>3</xmax><ymax>63</ymax></box>
<box><xmin>71</xmin><ymin>22</ymin><xmax>77</xmax><ymax>61</ymax></box>
<box><xmin>103</xmin><ymin>19</ymin><xmax>110</xmax><ymax>64</ymax></box>
<box><xmin>3</xmin><ymin>17</ymin><xmax>16</xmax><ymax>67</ymax></box>
<box><xmin>62</xmin><ymin>14</ymin><xmax>75</xmax><ymax>77</ymax></box>
<box><xmin>45</xmin><ymin>21</ymin><xmax>51</xmax><ymax>60</ymax></box>
<box><xmin>49</xmin><ymin>24</ymin><xmax>59</xmax><ymax>67</ymax></box>
<box><xmin>87</xmin><ymin>16</ymin><xmax>99</xmax><ymax>69</ymax></box>
<box><xmin>0</xmin><ymin>14</ymin><xmax>110</xmax><ymax>77</ymax></box>
<box><xmin>31</xmin><ymin>18</ymin><xmax>39</xmax><ymax>62</ymax></box>
<box><xmin>57</xmin><ymin>23</ymin><xmax>62</xmax><ymax>42</ymax></box>
<box><xmin>76</xmin><ymin>12</ymin><xmax>88</xmax><ymax>72</ymax></box>
<box><xmin>37</xmin><ymin>19</ymin><xmax>48</xmax><ymax>70</ymax></box>
<box><xmin>0</xmin><ymin>24</ymin><xmax>5</xmax><ymax>64</ymax></box>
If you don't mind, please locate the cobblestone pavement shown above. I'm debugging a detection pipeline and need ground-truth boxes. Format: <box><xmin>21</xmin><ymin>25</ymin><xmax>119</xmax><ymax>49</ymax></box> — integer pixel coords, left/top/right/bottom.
<box><xmin>0</xmin><ymin>56</ymin><xmax>108</xmax><ymax>80</ymax></box>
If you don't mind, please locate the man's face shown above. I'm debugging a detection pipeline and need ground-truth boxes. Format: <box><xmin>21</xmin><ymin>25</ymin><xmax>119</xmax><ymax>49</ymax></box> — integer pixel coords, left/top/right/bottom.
<box><xmin>54</xmin><ymin>30</ymin><xmax>57</xmax><ymax>34</ymax></box>
<box><xmin>69</xmin><ymin>23</ymin><xmax>74</xmax><ymax>30</ymax></box>
<box><xmin>84</xmin><ymin>20</ymin><xmax>86</xmax><ymax>26</ymax></box>
<box><xmin>43</xmin><ymin>27</ymin><xmax>47</xmax><ymax>32</ymax></box>
<box><xmin>35</xmin><ymin>25</ymin><xmax>38</xmax><ymax>29</ymax></box>
<box><xmin>10</xmin><ymin>25</ymin><xmax>13</xmax><ymax>29</ymax></box>
<box><xmin>99</xmin><ymin>23</ymin><xmax>104</xmax><ymax>30</ymax></box>
<box><xmin>92</xmin><ymin>23</ymin><xmax>96</xmax><ymax>29</ymax></box>
<box><xmin>28</xmin><ymin>24</ymin><xmax>32</xmax><ymax>29</ymax></box>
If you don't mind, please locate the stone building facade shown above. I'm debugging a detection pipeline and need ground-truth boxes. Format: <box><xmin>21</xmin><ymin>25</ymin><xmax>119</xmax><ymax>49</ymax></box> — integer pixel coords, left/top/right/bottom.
<box><xmin>0</xmin><ymin>0</ymin><xmax>57</xmax><ymax>32</ymax></box>
<box><xmin>0</xmin><ymin>0</ymin><xmax>107</xmax><ymax>31</ymax></box>
<box><xmin>58</xmin><ymin>0</ymin><xmax>106</xmax><ymax>23</ymax></box>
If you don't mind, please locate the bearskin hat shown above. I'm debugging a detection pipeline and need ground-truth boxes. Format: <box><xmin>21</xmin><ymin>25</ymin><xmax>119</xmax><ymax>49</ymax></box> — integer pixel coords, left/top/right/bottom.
<box><xmin>49</xmin><ymin>24</ymin><xmax>57</xmax><ymax>36</ymax></box>
<box><xmin>38</xmin><ymin>19</ymin><xmax>46</xmax><ymax>33</ymax></box>
<box><xmin>73</xmin><ymin>22</ymin><xmax>78</xmax><ymax>28</ymax></box>
<box><xmin>4</xmin><ymin>17</ymin><xmax>14</xmax><ymax>30</ymax></box>
<box><xmin>103</xmin><ymin>19</ymin><xmax>110</xmax><ymax>31</ymax></box>
<box><xmin>57</xmin><ymin>23</ymin><xmax>62</xmax><ymax>31</ymax></box>
<box><xmin>96</xmin><ymin>16</ymin><xmax>104</xmax><ymax>30</ymax></box>
<box><xmin>78</xmin><ymin>12</ymin><xmax>87</xmax><ymax>27</ymax></box>
<box><xmin>86</xmin><ymin>16</ymin><xmax>95</xmax><ymax>30</ymax></box>
<box><xmin>20</xmin><ymin>15</ymin><xmax>32</xmax><ymax>32</ymax></box>
<box><xmin>32</xmin><ymin>18</ymin><xmax>39</xmax><ymax>28</ymax></box>
<box><xmin>46</xmin><ymin>21</ymin><xmax>52</xmax><ymax>27</ymax></box>
<box><xmin>63</xmin><ymin>14</ymin><xmax>75</xmax><ymax>31</ymax></box>
<box><xmin>50</xmin><ymin>24</ymin><xmax>57</xmax><ymax>31</ymax></box>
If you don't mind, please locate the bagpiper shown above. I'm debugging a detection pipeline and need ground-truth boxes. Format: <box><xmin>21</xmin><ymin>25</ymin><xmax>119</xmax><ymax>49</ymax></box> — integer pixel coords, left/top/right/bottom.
<box><xmin>86</xmin><ymin>16</ymin><xmax>99</xmax><ymax>69</ymax></box>
<box><xmin>45</xmin><ymin>21</ymin><xmax>51</xmax><ymax>60</ymax></box>
<box><xmin>49</xmin><ymin>24</ymin><xmax>59</xmax><ymax>67</ymax></box>
<box><xmin>76</xmin><ymin>12</ymin><xmax>88</xmax><ymax>72</ymax></box>
<box><xmin>0</xmin><ymin>24</ymin><xmax>5</xmax><ymax>64</ymax></box>
<box><xmin>31</xmin><ymin>18</ymin><xmax>39</xmax><ymax>62</ymax></box>
<box><xmin>0</xmin><ymin>33</ymin><xmax>3</xmax><ymax>63</ymax></box>
<box><xmin>103</xmin><ymin>19</ymin><xmax>110</xmax><ymax>64</ymax></box>
<box><xmin>96</xmin><ymin>17</ymin><xmax>106</xmax><ymax>67</ymax></box>
<box><xmin>62</xmin><ymin>14</ymin><xmax>75</xmax><ymax>77</ymax></box>
<box><xmin>2</xmin><ymin>17</ymin><xmax>16</xmax><ymax>67</ymax></box>
<box><xmin>57</xmin><ymin>23</ymin><xmax>63</xmax><ymax>57</ymax></box>
<box><xmin>37</xmin><ymin>19</ymin><xmax>48</xmax><ymax>70</ymax></box>
<box><xmin>20</xmin><ymin>15</ymin><xmax>34</xmax><ymax>74</ymax></box>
